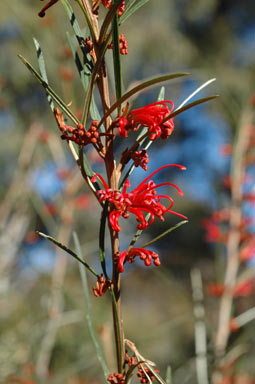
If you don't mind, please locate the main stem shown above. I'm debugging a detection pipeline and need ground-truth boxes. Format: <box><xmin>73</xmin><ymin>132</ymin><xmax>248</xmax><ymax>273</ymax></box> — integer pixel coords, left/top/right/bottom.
<box><xmin>106</xmin><ymin>151</ymin><xmax>124</xmax><ymax>373</ymax></box>
<box><xmin>110</xmin><ymin>228</ymin><xmax>124</xmax><ymax>373</ymax></box>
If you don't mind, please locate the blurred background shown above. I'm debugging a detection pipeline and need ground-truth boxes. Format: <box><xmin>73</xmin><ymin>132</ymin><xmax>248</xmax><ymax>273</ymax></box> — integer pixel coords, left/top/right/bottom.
<box><xmin>0</xmin><ymin>0</ymin><xmax>254</xmax><ymax>383</ymax></box>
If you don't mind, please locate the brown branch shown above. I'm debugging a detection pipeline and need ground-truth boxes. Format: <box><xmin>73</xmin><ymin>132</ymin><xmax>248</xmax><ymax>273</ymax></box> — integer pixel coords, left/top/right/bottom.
<box><xmin>213</xmin><ymin>106</ymin><xmax>253</xmax><ymax>383</ymax></box>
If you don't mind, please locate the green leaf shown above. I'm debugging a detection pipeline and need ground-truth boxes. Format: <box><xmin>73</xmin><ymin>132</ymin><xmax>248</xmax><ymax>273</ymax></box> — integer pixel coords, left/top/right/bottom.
<box><xmin>61</xmin><ymin>0</ymin><xmax>93</xmax><ymax>71</ymax></box>
<box><xmin>99</xmin><ymin>202</ymin><xmax>109</xmax><ymax>278</ymax></box>
<box><xmin>112</xmin><ymin>0</ymin><xmax>123</xmax><ymax>110</ymax></box>
<box><xmin>33</xmin><ymin>38</ymin><xmax>54</xmax><ymax>112</ymax></box>
<box><xmin>126</xmin><ymin>361</ymin><xmax>146</xmax><ymax>383</ymax></box>
<box><xmin>176</xmin><ymin>78</ymin><xmax>216</xmax><ymax>110</ymax></box>
<box><xmin>141</xmin><ymin>220</ymin><xmax>188</xmax><ymax>248</ymax></box>
<box><xmin>120</xmin><ymin>0</ymin><xmax>150</xmax><ymax>24</ymax></box>
<box><xmin>99</xmin><ymin>72</ymin><xmax>190</xmax><ymax>126</ymax></box>
<box><xmin>144</xmin><ymin>364</ymin><xmax>167</xmax><ymax>384</ymax></box>
<box><xmin>66</xmin><ymin>33</ymin><xmax>101</xmax><ymax>121</ymax></box>
<box><xmin>99</xmin><ymin>0</ymin><xmax>124</xmax><ymax>44</ymax></box>
<box><xmin>157</xmin><ymin>86</ymin><xmax>165</xmax><ymax>102</ymax></box>
<box><xmin>80</xmin><ymin>34</ymin><xmax>112</xmax><ymax>126</ymax></box>
<box><xmin>73</xmin><ymin>232</ymin><xmax>109</xmax><ymax>379</ymax></box>
<box><xmin>37</xmin><ymin>231</ymin><xmax>98</xmax><ymax>277</ymax></box>
<box><xmin>73</xmin><ymin>0</ymin><xmax>97</xmax><ymax>43</ymax></box>
<box><xmin>18</xmin><ymin>54</ymin><xmax>79</xmax><ymax>125</ymax></box>
<box><xmin>166</xmin><ymin>95</ymin><xmax>219</xmax><ymax>121</ymax></box>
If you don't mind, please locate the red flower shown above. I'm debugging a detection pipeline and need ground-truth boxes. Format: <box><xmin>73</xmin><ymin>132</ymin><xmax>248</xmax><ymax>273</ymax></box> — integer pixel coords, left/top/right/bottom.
<box><xmin>91</xmin><ymin>164</ymin><xmax>187</xmax><ymax>232</ymax></box>
<box><xmin>38</xmin><ymin>0</ymin><xmax>59</xmax><ymax>17</ymax></box>
<box><xmin>234</xmin><ymin>278</ymin><xmax>255</xmax><ymax>297</ymax></box>
<box><xmin>239</xmin><ymin>238</ymin><xmax>255</xmax><ymax>262</ymax></box>
<box><xmin>119</xmin><ymin>101</ymin><xmax>175</xmax><ymax>140</ymax></box>
<box><xmin>117</xmin><ymin>247</ymin><xmax>160</xmax><ymax>272</ymax></box>
<box><xmin>202</xmin><ymin>218</ymin><xmax>223</xmax><ymax>243</ymax></box>
<box><xmin>93</xmin><ymin>274</ymin><xmax>111</xmax><ymax>297</ymax></box>
<box><xmin>207</xmin><ymin>283</ymin><xmax>225</xmax><ymax>297</ymax></box>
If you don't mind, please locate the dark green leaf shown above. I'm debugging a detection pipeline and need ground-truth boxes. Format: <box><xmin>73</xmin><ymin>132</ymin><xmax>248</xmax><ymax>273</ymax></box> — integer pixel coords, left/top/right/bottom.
<box><xmin>66</xmin><ymin>32</ymin><xmax>101</xmax><ymax>121</ymax></box>
<box><xmin>37</xmin><ymin>231</ymin><xmax>98</xmax><ymax>277</ymax></box>
<box><xmin>99</xmin><ymin>202</ymin><xmax>109</xmax><ymax>278</ymax></box>
<box><xmin>18</xmin><ymin>54</ymin><xmax>79</xmax><ymax>125</ymax></box>
<box><xmin>99</xmin><ymin>0</ymin><xmax>124</xmax><ymax>44</ymax></box>
<box><xmin>112</xmin><ymin>0</ymin><xmax>123</xmax><ymax>110</ymax></box>
<box><xmin>120</xmin><ymin>0</ymin><xmax>150</xmax><ymax>24</ymax></box>
<box><xmin>165</xmin><ymin>95</ymin><xmax>219</xmax><ymax>121</ymax></box>
<box><xmin>99</xmin><ymin>72</ymin><xmax>190</xmax><ymax>126</ymax></box>
<box><xmin>141</xmin><ymin>220</ymin><xmax>188</xmax><ymax>248</ymax></box>
<box><xmin>33</xmin><ymin>38</ymin><xmax>54</xmax><ymax>112</ymax></box>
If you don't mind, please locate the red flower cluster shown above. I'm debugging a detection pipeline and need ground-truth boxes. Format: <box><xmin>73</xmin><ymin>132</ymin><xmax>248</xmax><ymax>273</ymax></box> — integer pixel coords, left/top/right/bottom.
<box><xmin>108</xmin><ymin>34</ymin><xmax>128</xmax><ymax>55</ymax></box>
<box><xmin>130</xmin><ymin>149</ymin><xmax>149</xmax><ymax>170</ymax></box>
<box><xmin>118</xmin><ymin>1</ymin><xmax>125</xmax><ymax>17</ymax></box>
<box><xmin>107</xmin><ymin>372</ymin><xmax>125</xmax><ymax>384</ymax></box>
<box><xmin>119</xmin><ymin>101</ymin><xmax>175</xmax><ymax>140</ymax></box>
<box><xmin>207</xmin><ymin>278</ymin><xmax>255</xmax><ymax>298</ymax></box>
<box><xmin>101</xmin><ymin>0</ymin><xmax>125</xmax><ymax>17</ymax></box>
<box><xmin>38</xmin><ymin>0</ymin><xmax>59</xmax><ymax>17</ymax></box>
<box><xmin>54</xmin><ymin>108</ymin><xmax>111</xmax><ymax>148</ymax></box>
<box><xmin>91</xmin><ymin>164</ymin><xmax>187</xmax><ymax>232</ymax></box>
<box><xmin>101</xmin><ymin>0</ymin><xmax>112</xmax><ymax>8</ymax></box>
<box><xmin>117</xmin><ymin>247</ymin><xmax>160</xmax><ymax>273</ymax></box>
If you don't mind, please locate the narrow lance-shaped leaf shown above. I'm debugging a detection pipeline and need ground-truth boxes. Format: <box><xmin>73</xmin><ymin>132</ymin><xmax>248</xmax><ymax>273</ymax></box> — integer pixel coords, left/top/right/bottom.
<box><xmin>141</xmin><ymin>220</ymin><xmax>188</xmax><ymax>248</ymax></box>
<box><xmin>99</xmin><ymin>0</ymin><xmax>124</xmax><ymax>44</ymax></box>
<box><xmin>120</xmin><ymin>0</ymin><xmax>151</xmax><ymax>25</ymax></box>
<box><xmin>20</xmin><ymin>49</ymin><xmax>98</xmax><ymax>186</ymax></box>
<box><xmin>126</xmin><ymin>361</ymin><xmax>146</xmax><ymax>384</ymax></box>
<box><xmin>73</xmin><ymin>232</ymin><xmax>109</xmax><ymax>379</ymax></box>
<box><xmin>37</xmin><ymin>231</ymin><xmax>99</xmax><ymax>277</ymax></box>
<box><xmin>18</xmin><ymin>54</ymin><xmax>79</xmax><ymax>125</ymax></box>
<box><xmin>163</xmin><ymin>95</ymin><xmax>219</xmax><ymax>122</ymax></box>
<box><xmin>176</xmin><ymin>78</ymin><xmax>216</xmax><ymax>110</ymax></box>
<box><xmin>33</xmin><ymin>38</ymin><xmax>54</xmax><ymax>111</ymax></box>
<box><xmin>73</xmin><ymin>0</ymin><xmax>97</xmax><ymax>43</ymax></box>
<box><xmin>99</xmin><ymin>72</ymin><xmax>190</xmax><ymax>127</ymax></box>
<box><xmin>99</xmin><ymin>202</ymin><xmax>109</xmax><ymax>278</ymax></box>
<box><xmin>66</xmin><ymin>32</ymin><xmax>101</xmax><ymax>122</ymax></box>
<box><xmin>144</xmin><ymin>363</ymin><xmax>167</xmax><ymax>384</ymax></box>
<box><xmin>61</xmin><ymin>0</ymin><xmax>94</xmax><ymax>75</ymax></box>
<box><xmin>112</xmin><ymin>0</ymin><xmax>123</xmax><ymax>110</ymax></box>
<box><xmin>81</xmin><ymin>36</ymin><xmax>112</xmax><ymax>126</ymax></box>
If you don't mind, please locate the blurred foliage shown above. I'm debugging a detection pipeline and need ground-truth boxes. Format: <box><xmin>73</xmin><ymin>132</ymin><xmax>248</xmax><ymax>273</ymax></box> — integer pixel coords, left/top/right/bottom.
<box><xmin>0</xmin><ymin>0</ymin><xmax>254</xmax><ymax>383</ymax></box>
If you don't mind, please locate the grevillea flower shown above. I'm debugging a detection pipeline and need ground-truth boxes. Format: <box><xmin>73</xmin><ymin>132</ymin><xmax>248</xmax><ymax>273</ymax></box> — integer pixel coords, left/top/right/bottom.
<box><xmin>91</xmin><ymin>164</ymin><xmax>187</xmax><ymax>232</ymax></box>
<box><xmin>92</xmin><ymin>274</ymin><xmax>111</xmax><ymax>297</ymax></box>
<box><xmin>117</xmin><ymin>247</ymin><xmax>160</xmax><ymax>273</ymax></box>
<box><xmin>119</xmin><ymin>101</ymin><xmax>175</xmax><ymax>140</ymax></box>
<box><xmin>38</xmin><ymin>0</ymin><xmax>59</xmax><ymax>17</ymax></box>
